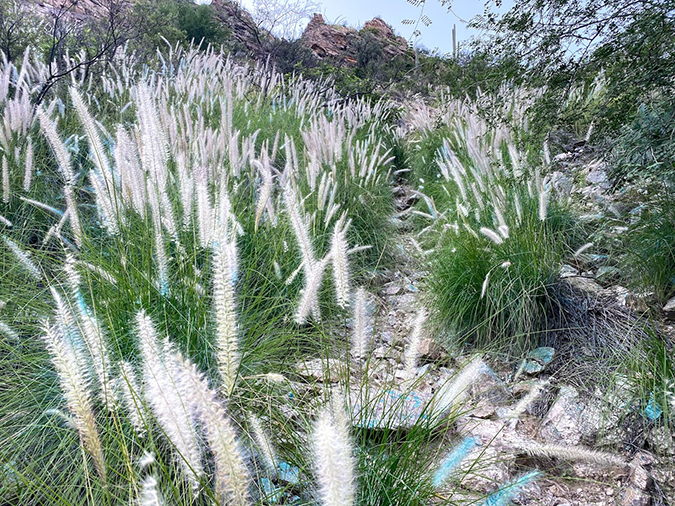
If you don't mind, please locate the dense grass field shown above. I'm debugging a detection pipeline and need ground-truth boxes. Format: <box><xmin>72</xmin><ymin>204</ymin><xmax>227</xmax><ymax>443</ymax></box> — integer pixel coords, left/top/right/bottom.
<box><xmin>0</xmin><ymin>41</ymin><xmax>672</xmax><ymax>506</ymax></box>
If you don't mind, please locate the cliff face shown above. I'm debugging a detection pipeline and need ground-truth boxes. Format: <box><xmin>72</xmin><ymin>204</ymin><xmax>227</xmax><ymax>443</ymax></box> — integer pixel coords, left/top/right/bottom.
<box><xmin>301</xmin><ymin>14</ymin><xmax>409</xmax><ymax>65</ymax></box>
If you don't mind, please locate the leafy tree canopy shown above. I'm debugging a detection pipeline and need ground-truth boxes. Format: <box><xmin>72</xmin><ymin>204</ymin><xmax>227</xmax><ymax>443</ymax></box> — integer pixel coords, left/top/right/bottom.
<box><xmin>471</xmin><ymin>0</ymin><xmax>675</xmax><ymax>133</ymax></box>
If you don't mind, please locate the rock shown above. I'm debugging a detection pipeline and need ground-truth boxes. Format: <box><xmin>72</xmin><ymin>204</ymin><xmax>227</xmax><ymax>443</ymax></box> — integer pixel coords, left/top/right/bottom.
<box><xmin>631</xmin><ymin>451</ymin><xmax>655</xmax><ymax>469</ymax></box>
<box><xmin>588</xmin><ymin>253</ymin><xmax>609</xmax><ymax>266</ymax></box>
<box><xmin>380</xmin><ymin>331</ymin><xmax>394</xmax><ymax>344</ymax></box>
<box><xmin>611</xmin><ymin>226</ymin><xmax>629</xmax><ymax>235</ymax></box>
<box><xmin>471</xmin><ymin>399</ymin><xmax>497</xmax><ymax>419</ymax></box>
<box><xmin>607</xmin><ymin>202</ymin><xmax>633</xmax><ymax>217</ymax></box>
<box><xmin>560</xmin><ymin>264</ymin><xmax>579</xmax><ymax>278</ymax></box>
<box><xmin>373</xmin><ymin>345</ymin><xmax>388</xmax><ymax>358</ymax></box>
<box><xmin>418</xmin><ymin>338</ymin><xmax>444</xmax><ymax>362</ymax></box>
<box><xmin>296</xmin><ymin>358</ymin><xmax>347</xmax><ymax>382</ymax></box>
<box><xmin>523</xmin><ymin>347</ymin><xmax>555</xmax><ymax>374</ymax></box>
<box><xmin>383</xmin><ymin>284</ymin><xmax>401</xmax><ymax>296</ymax></box>
<box><xmin>277</xmin><ymin>461</ymin><xmax>300</xmax><ymax>485</ymax></box>
<box><xmin>523</xmin><ymin>360</ymin><xmax>545</xmax><ymax>374</ymax></box>
<box><xmin>629</xmin><ymin>464</ymin><xmax>652</xmax><ymax>491</ymax></box>
<box><xmin>626</xmin><ymin>291</ymin><xmax>653</xmax><ymax>312</ymax></box>
<box><xmin>548</xmin><ymin>171</ymin><xmax>573</xmax><ymax>196</ymax></box>
<box><xmin>595</xmin><ymin>266</ymin><xmax>621</xmax><ymax>283</ymax></box>
<box><xmin>350</xmin><ymin>387</ymin><xmax>434</xmax><ymax>429</ymax></box>
<box><xmin>648</xmin><ymin>425</ymin><xmax>675</xmax><ymax>456</ymax></box>
<box><xmin>416</xmin><ymin>363</ymin><xmax>431</xmax><ymax>376</ymax></box>
<box><xmin>540</xmin><ymin>386</ymin><xmax>584</xmax><ymax>445</ymax></box>
<box><xmin>564</xmin><ymin>276</ymin><xmax>604</xmax><ymax>295</ymax></box>
<box><xmin>608</xmin><ymin>285</ymin><xmax>630</xmax><ymax>306</ymax></box>
<box><xmin>619</xmin><ymin>487</ymin><xmax>651</xmax><ymax>506</ymax></box>
<box><xmin>459</xmin><ymin>457</ymin><xmax>510</xmax><ymax>494</ymax></box>
<box><xmin>586</xmin><ymin>162</ymin><xmax>610</xmax><ymax>189</ymax></box>
<box><xmin>630</xmin><ymin>204</ymin><xmax>648</xmax><ymax>216</ymax></box>
<box><xmin>469</xmin><ymin>363</ymin><xmax>510</xmax><ymax>405</ymax></box>
<box><xmin>390</xmin><ymin>293</ymin><xmax>417</xmax><ymax>310</ymax></box>
<box><xmin>213</xmin><ymin>1</ymin><xmax>277</xmax><ymax>57</ymax></box>
<box><xmin>301</xmin><ymin>14</ymin><xmax>408</xmax><ymax>64</ymax></box>
<box><xmin>663</xmin><ymin>296</ymin><xmax>675</xmax><ymax>320</ymax></box>
<box><xmin>554</xmin><ymin>152</ymin><xmax>574</xmax><ymax>162</ymax></box>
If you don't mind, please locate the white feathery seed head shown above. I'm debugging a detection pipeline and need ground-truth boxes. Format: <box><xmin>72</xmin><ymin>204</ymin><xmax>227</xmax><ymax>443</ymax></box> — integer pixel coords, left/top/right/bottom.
<box><xmin>70</xmin><ymin>87</ymin><xmax>112</xmax><ymax>179</ymax></box>
<box><xmin>23</xmin><ymin>136</ymin><xmax>33</xmax><ymax>192</ymax></box>
<box><xmin>403</xmin><ymin>308</ymin><xmax>427</xmax><ymax>381</ymax></box>
<box><xmin>136</xmin><ymin>312</ymin><xmax>203</xmax><ymax>488</ymax></box>
<box><xmin>538</xmin><ymin>188</ymin><xmax>548</xmax><ymax>221</ymax></box>
<box><xmin>507</xmin><ymin>380</ymin><xmax>548</xmax><ymax>427</ymax></box>
<box><xmin>519</xmin><ymin>442</ymin><xmax>628</xmax><ymax>468</ymax></box>
<box><xmin>479</xmin><ymin>227</ymin><xmax>504</xmax><ymax>246</ymax></box>
<box><xmin>2</xmin><ymin>235</ymin><xmax>41</xmax><ymax>279</ymax></box>
<box><xmin>294</xmin><ymin>255</ymin><xmax>329</xmax><ymax>325</ymax></box>
<box><xmin>330</xmin><ymin>213</ymin><xmax>351</xmax><ymax>309</ymax></box>
<box><xmin>42</xmin><ymin>321</ymin><xmax>107</xmax><ymax>486</ymax></box>
<box><xmin>574</xmin><ymin>242</ymin><xmax>593</xmax><ymax>257</ymax></box>
<box><xmin>480</xmin><ymin>271</ymin><xmax>491</xmax><ymax>300</ymax></box>
<box><xmin>36</xmin><ymin>108</ymin><xmax>74</xmax><ymax>184</ymax></box>
<box><xmin>312</xmin><ymin>403</ymin><xmax>356</xmax><ymax>506</ymax></box>
<box><xmin>137</xmin><ymin>475</ymin><xmax>164</xmax><ymax>506</ymax></box>
<box><xmin>434</xmin><ymin>356</ymin><xmax>487</xmax><ymax>415</ymax></box>
<box><xmin>2</xmin><ymin>156</ymin><xmax>9</xmax><ymax>203</ymax></box>
<box><xmin>351</xmin><ymin>287</ymin><xmax>370</xmax><ymax>361</ymax></box>
<box><xmin>177</xmin><ymin>356</ymin><xmax>250</xmax><ymax>505</ymax></box>
<box><xmin>0</xmin><ymin>321</ymin><xmax>19</xmax><ymax>340</ymax></box>
<box><xmin>116</xmin><ymin>361</ymin><xmax>146</xmax><ymax>435</ymax></box>
<box><xmin>212</xmin><ymin>232</ymin><xmax>240</xmax><ymax>396</ymax></box>
<box><xmin>63</xmin><ymin>184</ymin><xmax>83</xmax><ymax>247</ymax></box>
<box><xmin>139</xmin><ymin>452</ymin><xmax>155</xmax><ymax>468</ymax></box>
<box><xmin>248</xmin><ymin>413</ymin><xmax>277</xmax><ymax>474</ymax></box>
<box><xmin>253</xmin><ymin>158</ymin><xmax>274</xmax><ymax>232</ymax></box>
<box><xmin>78</xmin><ymin>311</ymin><xmax>113</xmax><ymax>410</ymax></box>
<box><xmin>283</xmin><ymin>182</ymin><xmax>315</xmax><ymax>270</ymax></box>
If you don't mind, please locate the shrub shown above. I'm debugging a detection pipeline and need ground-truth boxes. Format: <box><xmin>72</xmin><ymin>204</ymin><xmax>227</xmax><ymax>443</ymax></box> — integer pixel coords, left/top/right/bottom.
<box><xmin>610</xmin><ymin>99</ymin><xmax>675</xmax><ymax>187</ymax></box>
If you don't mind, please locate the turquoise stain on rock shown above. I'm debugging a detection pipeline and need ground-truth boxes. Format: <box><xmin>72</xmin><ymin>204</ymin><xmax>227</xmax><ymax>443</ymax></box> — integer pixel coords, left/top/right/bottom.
<box><xmin>432</xmin><ymin>436</ymin><xmax>478</xmax><ymax>488</ymax></box>
<box><xmin>645</xmin><ymin>392</ymin><xmax>663</xmax><ymax>420</ymax></box>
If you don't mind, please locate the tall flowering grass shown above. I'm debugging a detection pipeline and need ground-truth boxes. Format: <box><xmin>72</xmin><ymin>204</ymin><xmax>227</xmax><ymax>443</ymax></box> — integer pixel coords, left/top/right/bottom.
<box><xmin>405</xmin><ymin>91</ymin><xmax>581</xmax><ymax>352</ymax></box>
<box><xmin>0</xmin><ymin>43</ymin><xmax>545</xmax><ymax>506</ymax></box>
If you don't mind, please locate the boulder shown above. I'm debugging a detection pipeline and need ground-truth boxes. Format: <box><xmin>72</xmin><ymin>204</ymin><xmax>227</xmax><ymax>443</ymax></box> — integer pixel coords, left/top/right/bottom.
<box><xmin>663</xmin><ymin>296</ymin><xmax>675</xmax><ymax>320</ymax></box>
<box><xmin>539</xmin><ymin>386</ymin><xmax>600</xmax><ymax>445</ymax></box>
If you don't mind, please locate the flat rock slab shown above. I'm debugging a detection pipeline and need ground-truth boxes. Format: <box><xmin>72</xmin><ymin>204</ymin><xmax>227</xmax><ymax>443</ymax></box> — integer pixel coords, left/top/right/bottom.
<box><xmin>349</xmin><ymin>387</ymin><xmax>435</xmax><ymax>429</ymax></box>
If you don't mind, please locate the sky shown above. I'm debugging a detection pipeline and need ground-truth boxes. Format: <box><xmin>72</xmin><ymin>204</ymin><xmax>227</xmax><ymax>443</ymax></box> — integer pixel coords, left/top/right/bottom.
<box><xmin>238</xmin><ymin>0</ymin><xmax>514</xmax><ymax>55</ymax></box>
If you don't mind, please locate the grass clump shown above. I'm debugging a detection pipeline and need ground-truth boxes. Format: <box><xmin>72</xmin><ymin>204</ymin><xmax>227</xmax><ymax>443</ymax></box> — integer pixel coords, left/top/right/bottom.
<box><xmin>404</xmin><ymin>94</ymin><xmax>580</xmax><ymax>354</ymax></box>
<box><xmin>618</xmin><ymin>192</ymin><xmax>675</xmax><ymax>306</ymax></box>
<box><xmin>428</xmin><ymin>199</ymin><xmax>571</xmax><ymax>353</ymax></box>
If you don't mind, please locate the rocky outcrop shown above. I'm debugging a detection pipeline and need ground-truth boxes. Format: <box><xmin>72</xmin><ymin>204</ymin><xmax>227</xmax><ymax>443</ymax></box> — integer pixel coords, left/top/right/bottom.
<box><xmin>211</xmin><ymin>0</ymin><xmax>275</xmax><ymax>57</ymax></box>
<box><xmin>362</xmin><ymin>17</ymin><xmax>409</xmax><ymax>58</ymax></box>
<box><xmin>301</xmin><ymin>14</ymin><xmax>408</xmax><ymax>65</ymax></box>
